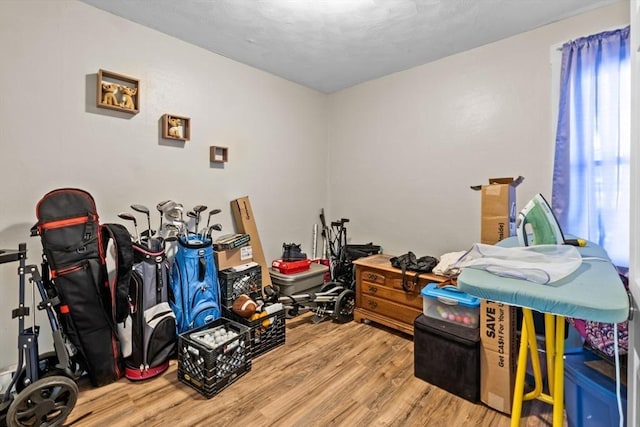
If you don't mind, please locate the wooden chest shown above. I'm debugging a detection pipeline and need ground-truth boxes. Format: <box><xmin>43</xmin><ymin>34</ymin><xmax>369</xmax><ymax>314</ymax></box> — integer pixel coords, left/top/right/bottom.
<box><xmin>353</xmin><ymin>253</ymin><xmax>446</xmax><ymax>336</ymax></box>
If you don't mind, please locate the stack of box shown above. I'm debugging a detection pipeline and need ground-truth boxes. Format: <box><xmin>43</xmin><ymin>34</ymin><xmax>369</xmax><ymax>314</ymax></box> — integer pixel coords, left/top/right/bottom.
<box><xmin>414</xmin><ymin>283</ymin><xmax>481</xmax><ymax>402</ymax></box>
<box><xmin>471</xmin><ymin>176</ymin><xmax>523</xmax><ymax>414</ymax></box>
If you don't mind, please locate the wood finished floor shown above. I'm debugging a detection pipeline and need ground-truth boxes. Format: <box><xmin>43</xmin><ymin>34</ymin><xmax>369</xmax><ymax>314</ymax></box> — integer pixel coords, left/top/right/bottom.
<box><xmin>65</xmin><ymin>313</ymin><xmax>560</xmax><ymax>427</ymax></box>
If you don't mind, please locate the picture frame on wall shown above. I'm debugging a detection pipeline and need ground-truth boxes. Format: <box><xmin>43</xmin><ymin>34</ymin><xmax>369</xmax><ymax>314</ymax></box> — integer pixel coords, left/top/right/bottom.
<box><xmin>162</xmin><ymin>114</ymin><xmax>191</xmax><ymax>141</ymax></box>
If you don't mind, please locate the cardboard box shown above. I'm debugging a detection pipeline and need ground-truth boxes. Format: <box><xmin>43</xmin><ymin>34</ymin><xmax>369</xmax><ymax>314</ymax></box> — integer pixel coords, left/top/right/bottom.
<box><xmin>230</xmin><ymin>196</ymin><xmax>272</xmax><ymax>287</ymax></box>
<box><xmin>480</xmin><ymin>299</ymin><xmax>517</xmax><ymax>414</ymax></box>
<box><xmin>214</xmin><ymin>245</ymin><xmax>253</xmax><ymax>271</ymax></box>
<box><xmin>471</xmin><ymin>176</ymin><xmax>524</xmax><ymax>245</ymax></box>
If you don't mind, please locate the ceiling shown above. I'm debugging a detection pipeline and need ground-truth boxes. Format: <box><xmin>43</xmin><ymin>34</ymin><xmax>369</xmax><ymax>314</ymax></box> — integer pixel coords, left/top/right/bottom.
<box><xmin>81</xmin><ymin>0</ymin><xmax>620</xmax><ymax>93</ymax></box>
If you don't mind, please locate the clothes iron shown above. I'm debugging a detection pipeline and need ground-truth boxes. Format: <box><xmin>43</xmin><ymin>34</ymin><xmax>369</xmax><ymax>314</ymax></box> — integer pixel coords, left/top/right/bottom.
<box><xmin>516</xmin><ymin>193</ymin><xmax>565</xmax><ymax>246</ymax></box>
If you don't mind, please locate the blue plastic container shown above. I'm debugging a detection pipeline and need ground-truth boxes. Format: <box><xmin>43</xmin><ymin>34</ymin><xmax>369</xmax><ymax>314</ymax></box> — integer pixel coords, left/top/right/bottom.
<box><xmin>564</xmin><ymin>350</ymin><xmax>627</xmax><ymax>427</ymax></box>
<box><xmin>421</xmin><ymin>283</ymin><xmax>480</xmax><ymax>328</ymax></box>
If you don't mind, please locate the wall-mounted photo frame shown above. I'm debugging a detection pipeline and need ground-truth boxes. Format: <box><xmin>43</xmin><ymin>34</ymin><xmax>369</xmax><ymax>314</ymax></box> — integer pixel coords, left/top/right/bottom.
<box><xmin>97</xmin><ymin>69</ymin><xmax>139</xmax><ymax>114</ymax></box>
<box><xmin>210</xmin><ymin>146</ymin><xmax>229</xmax><ymax>163</ymax></box>
<box><xmin>162</xmin><ymin>114</ymin><xmax>191</xmax><ymax>141</ymax></box>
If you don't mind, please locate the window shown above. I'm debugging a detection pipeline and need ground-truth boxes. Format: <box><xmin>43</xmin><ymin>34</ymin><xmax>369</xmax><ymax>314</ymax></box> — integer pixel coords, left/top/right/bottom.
<box><xmin>552</xmin><ymin>27</ymin><xmax>630</xmax><ymax>268</ymax></box>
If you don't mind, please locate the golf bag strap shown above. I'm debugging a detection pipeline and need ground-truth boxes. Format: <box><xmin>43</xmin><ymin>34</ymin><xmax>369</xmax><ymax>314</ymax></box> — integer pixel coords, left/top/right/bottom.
<box><xmin>102</xmin><ymin>223</ymin><xmax>134</xmax><ymax>323</ymax></box>
<box><xmin>198</xmin><ymin>256</ymin><xmax>206</xmax><ymax>282</ymax></box>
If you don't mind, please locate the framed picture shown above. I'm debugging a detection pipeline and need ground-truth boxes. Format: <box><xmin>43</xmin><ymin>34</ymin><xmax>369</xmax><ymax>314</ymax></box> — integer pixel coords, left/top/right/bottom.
<box><xmin>162</xmin><ymin>114</ymin><xmax>191</xmax><ymax>141</ymax></box>
<box><xmin>97</xmin><ymin>69</ymin><xmax>139</xmax><ymax>114</ymax></box>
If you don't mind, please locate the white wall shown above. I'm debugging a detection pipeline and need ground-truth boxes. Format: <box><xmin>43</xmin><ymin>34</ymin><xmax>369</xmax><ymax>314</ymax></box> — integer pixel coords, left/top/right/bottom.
<box><xmin>0</xmin><ymin>1</ymin><xmax>327</xmax><ymax>370</ymax></box>
<box><xmin>327</xmin><ymin>1</ymin><xmax>630</xmax><ymax>257</ymax></box>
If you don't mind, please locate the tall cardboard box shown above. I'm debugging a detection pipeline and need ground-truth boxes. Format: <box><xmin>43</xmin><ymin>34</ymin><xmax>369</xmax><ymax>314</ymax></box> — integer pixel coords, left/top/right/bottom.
<box><xmin>471</xmin><ymin>176</ymin><xmax>524</xmax><ymax>244</ymax></box>
<box><xmin>471</xmin><ymin>176</ymin><xmax>522</xmax><ymax>413</ymax></box>
<box><xmin>480</xmin><ymin>300</ymin><xmax>517</xmax><ymax>414</ymax></box>
<box><xmin>230</xmin><ymin>196</ymin><xmax>272</xmax><ymax>288</ymax></box>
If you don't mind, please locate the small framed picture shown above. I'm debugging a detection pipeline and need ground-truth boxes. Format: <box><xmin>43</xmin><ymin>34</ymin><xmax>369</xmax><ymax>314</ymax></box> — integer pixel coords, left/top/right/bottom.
<box><xmin>162</xmin><ymin>114</ymin><xmax>190</xmax><ymax>141</ymax></box>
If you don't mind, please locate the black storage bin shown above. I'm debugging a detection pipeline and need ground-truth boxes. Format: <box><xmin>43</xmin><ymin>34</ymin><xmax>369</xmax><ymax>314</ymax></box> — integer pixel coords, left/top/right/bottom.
<box><xmin>414</xmin><ymin>313</ymin><xmax>480</xmax><ymax>403</ymax></box>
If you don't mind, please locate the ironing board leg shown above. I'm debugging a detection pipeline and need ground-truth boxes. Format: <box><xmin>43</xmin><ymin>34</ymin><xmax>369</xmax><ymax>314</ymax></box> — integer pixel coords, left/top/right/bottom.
<box><xmin>510</xmin><ymin>309</ymin><xmax>531</xmax><ymax>427</ymax></box>
<box><xmin>511</xmin><ymin>309</ymin><xmax>561</xmax><ymax>427</ymax></box>
<box><xmin>552</xmin><ymin>316</ymin><xmax>565</xmax><ymax>427</ymax></box>
<box><xmin>544</xmin><ymin>313</ymin><xmax>556</xmax><ymax>395</ymax></box>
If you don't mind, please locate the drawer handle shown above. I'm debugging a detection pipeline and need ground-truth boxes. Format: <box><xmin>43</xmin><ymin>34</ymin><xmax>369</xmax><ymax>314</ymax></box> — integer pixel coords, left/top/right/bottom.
<box><xmin>368</xmin><ymin>285</ymin><xmax>377</xmax><ymax>293</ymax></box>
<box><xmin>367</xmin><ymin>300</ymin><xmax>378</xmax><ymax>309</ymax></box>
<box><xmin>366</xmin><ymin>273</ymin><xmax>379</xmax><ymax>281</ymax></box>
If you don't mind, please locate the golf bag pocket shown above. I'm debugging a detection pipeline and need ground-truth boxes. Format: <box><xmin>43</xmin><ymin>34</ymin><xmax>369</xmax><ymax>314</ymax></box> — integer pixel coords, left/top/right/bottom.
<box><xmin>170</xmin><ymin>235</ymin><xmax>221</xmax><ymax>334</ymax></box>
<box><xmin>144</xmin><ymin>303</ymin><xmax>177</xmax><ymax>367</ymax></box>
<box><xmin>53</xmin><ymin>259</ymin><xmax>121</xmax><ymax>386</ymax></box>
<box><xmin>118</xmin><ymin>315</ymin><xmax>133</xmax><ymax>358</ymax></box>
<box><xmin>38</xmin><ymin>216</ymin><xmax>100</xmax><ymax>265</ymax></box>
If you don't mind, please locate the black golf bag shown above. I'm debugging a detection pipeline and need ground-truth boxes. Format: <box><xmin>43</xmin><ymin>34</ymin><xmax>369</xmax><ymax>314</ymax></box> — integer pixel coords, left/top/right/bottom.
<box><xmin>33</xmin><ymin>188</ymin><xmax>133</xmax><ymax>386</ymax></box>
<box><xmin>122</xmin><ymin>239</ymin><xmax>177</xmax><ymax>380</ymax></box>
<box><xmin>170</xmin><ymin>234</ymin><xmax>222</xmax><ymax>334</ymax></box>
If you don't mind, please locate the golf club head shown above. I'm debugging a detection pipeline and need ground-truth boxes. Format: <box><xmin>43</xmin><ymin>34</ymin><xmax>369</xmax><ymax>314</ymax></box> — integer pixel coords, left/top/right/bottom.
<box><xmin>159</xmin><ymin>200</ymin><xmax>178</xmax><ymax>213</ymax></box>
<box><xmin>209</xmin><ymin>208</ymin><xmax>222</xmax><ymax>216</ymax></box>
<box><xmin>157</xmin><ymin>200</ymin><xmax>172</xmax><ymax>212</ymax></box>
<box><xmin>117</xmin><ymin>212</ymin><xmax>137</xmax><ymax>226</ymax></box>
<box><xmin>164</xmin><ymin>207</ymin><xmax>182</xmax><ymax>221</ymax></box>
<box><xmin>206</xmin><ymin>223</ymin><xmax>223</xmax><ymax>238</ymax></box>
<box><xmin>163</xmin><ymin>235</ymin><xmax>178</xmax><ymax>243</ymax></box>
<box><xmin>131</xmin><ymin>204</ymin><xmax>150</xmax><ymax>215</ymax></box>
<box><xmin>186</xmin><ymin>211</ymin><xmax>197</xmax><ymax>219</ymax></box>
<box><xmin>193</xmin><ymin>204</ymin><xmax>208</xmax><ymax>214</ymax></box>
<box><xmin>161</xmin><ymin>224</ymin><xmax>179</xmax><ymax>239</ymax></box>
<box><xmin>140</xmin><ymin>229</ymin><xmax>156</xmax><ymax>238</ymax></box>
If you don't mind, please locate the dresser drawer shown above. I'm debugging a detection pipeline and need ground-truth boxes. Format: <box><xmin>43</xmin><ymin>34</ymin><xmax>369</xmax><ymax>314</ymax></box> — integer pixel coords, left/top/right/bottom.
<box><xmin>387</xmin><ymin>272</ymin><xmax>431</xmax><ymax>294</ymax></box>
<box><xmin>360</xmin><ymin>294</ymin><xmax>423</xmax><ymax>325</ymax></box>
<box><xmin>359</xmin><ymin>269</ymin><xmax>386</xmax><ymax>285</ymax></box>
<box><xmin>360</xmin><ymin>281</ymin><xmax>424</xmax><ymax>310</ymax></box>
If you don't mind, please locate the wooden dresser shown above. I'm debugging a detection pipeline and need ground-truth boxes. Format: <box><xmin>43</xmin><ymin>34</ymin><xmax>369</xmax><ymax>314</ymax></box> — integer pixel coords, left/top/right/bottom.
<box><xmin>353</xmin><ymin>253</ymin><xmax>446</xmax><ymax>336</ymax></box>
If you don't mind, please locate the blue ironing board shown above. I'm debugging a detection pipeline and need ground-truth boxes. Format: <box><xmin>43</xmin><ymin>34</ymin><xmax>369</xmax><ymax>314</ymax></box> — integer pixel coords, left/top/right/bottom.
<box><xmin>457</xmin><ymin>236</ymin><xmax>629</xmax><ymax>427</ymax></box>
<box><xmin>457</xmin><ymin>236</ymin><xmax>629</xmax><ymax>323</ymax></box>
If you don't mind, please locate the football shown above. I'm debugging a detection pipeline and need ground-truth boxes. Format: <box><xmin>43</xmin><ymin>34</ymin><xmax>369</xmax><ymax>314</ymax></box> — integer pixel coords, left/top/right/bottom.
<box><xmin>232</xmin><ymin>294</ymin><xmax>258</xmax><ymax>318</ymax></box>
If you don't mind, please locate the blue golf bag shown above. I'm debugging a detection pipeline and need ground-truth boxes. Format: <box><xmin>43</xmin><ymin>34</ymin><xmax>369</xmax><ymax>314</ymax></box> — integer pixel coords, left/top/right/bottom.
<box><xmin>169</xmin><ymin>234</ymin><xmax>222</xmax><ymax>333</ymax></box>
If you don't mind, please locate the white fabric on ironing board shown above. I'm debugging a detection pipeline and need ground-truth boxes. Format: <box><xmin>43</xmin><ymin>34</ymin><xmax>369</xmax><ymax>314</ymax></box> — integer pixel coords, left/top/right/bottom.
<box><xmin>454</xmin><ymin>243</ymin><xmax>582</xmax><ymax>284</ymax></box>
<box><xmin>457</xmin><ymin>237</ymin><xmax>629</xmax><ymax>323</ymax></box>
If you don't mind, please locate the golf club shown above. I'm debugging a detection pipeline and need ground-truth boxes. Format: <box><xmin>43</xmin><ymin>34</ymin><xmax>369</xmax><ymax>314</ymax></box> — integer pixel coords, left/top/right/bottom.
<box><xmin>206</xmin><ymin>223</ymin><xmax>223</xmax><ymax>239</ymax></box>
<box><xmin>205</xmin><ymin>208</ymin><xmax>222</xmax><ymax>232</ymax></box>
<box><xmin>131</xmin><ymin>204</ymin><xmax>152</xmax><ymax>245</ymax></box>
<box><xmin>156</xmin><ymin>200</ymin><xmax>172</xmax><ymax>234</ymax></box>
<box><xmin>192</xmin><ymin>205</ymin><xmax>208</xmax><ymax>236</ymax></box>
<box><xmin>118</xmin><ymin>212</ymin><xmax>139</xmax><ymax>242</ymax></box>
<box><xmin>186</xmin><ymin>211</ymin><xmax>197</xmax><ymax>235</ymax></box>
